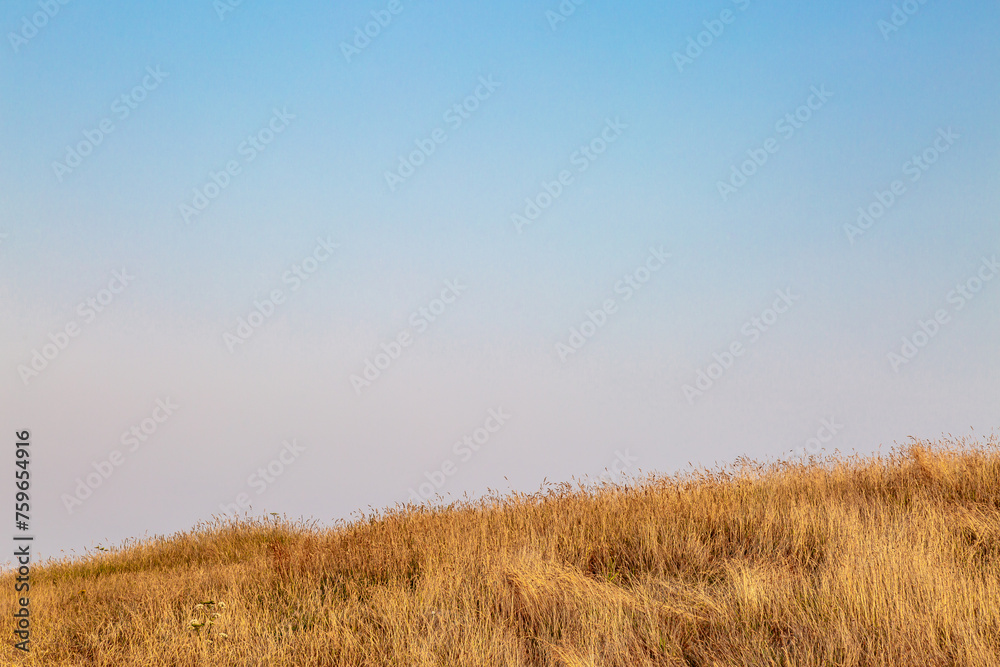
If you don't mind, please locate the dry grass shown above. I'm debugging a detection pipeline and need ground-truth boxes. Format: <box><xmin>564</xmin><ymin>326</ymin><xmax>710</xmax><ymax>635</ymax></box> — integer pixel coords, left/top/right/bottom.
<box><xmin>4</xmin><ymin>435</ymin><xmax>1000</xmax><ymax>666</ymax></box>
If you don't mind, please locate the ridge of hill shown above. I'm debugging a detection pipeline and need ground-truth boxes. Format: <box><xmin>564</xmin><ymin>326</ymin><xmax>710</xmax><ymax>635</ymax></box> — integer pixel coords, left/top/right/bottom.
<box><xmin>4</xmin><ymin>435</ymin><xmax>1000</xmax><ymax>666</ymax></box>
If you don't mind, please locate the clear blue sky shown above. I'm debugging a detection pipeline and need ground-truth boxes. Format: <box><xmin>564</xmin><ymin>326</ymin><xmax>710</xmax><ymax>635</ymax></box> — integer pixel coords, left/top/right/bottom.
<box><xmin>1</xmin><ymin>0</ymin><xmax>998</xmax><ymax>562</ymax></box>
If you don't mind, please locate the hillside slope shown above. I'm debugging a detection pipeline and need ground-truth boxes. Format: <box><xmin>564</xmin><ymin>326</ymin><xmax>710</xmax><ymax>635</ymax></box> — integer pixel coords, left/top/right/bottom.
<box><xmin>4</xmin><ymin>435</ymin><xmax>1000</xmax><ymax>666</ymax></box>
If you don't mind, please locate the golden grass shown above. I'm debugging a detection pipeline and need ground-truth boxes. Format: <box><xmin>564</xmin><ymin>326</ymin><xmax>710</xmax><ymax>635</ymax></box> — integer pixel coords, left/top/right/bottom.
<box><xmin>4</xmin><ymin>435</ymin><xmax>1000</xmax><ymax>666</ymax></box>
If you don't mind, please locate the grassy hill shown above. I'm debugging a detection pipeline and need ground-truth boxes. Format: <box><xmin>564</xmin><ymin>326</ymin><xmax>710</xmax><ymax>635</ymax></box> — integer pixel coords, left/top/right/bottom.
<box><xmin>4</xmin><ymin>435</ymin><xmax>1000</xmax><ymax>666</ymax></box>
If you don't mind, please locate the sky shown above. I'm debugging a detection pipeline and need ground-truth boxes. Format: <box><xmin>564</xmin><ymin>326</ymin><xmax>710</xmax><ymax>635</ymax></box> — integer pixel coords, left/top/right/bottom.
<box><xmin>1</xmin><ymin>0</ymin><xmax>998</xmax><ymax>564</ymax></box>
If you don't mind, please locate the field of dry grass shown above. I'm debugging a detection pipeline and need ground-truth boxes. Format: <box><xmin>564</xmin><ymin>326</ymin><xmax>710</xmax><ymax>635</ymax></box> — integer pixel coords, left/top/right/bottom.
<box><xmin>3</xmin><ymin>435</ymin><xmax>1000</xmax><ymax>666</ymax></box>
